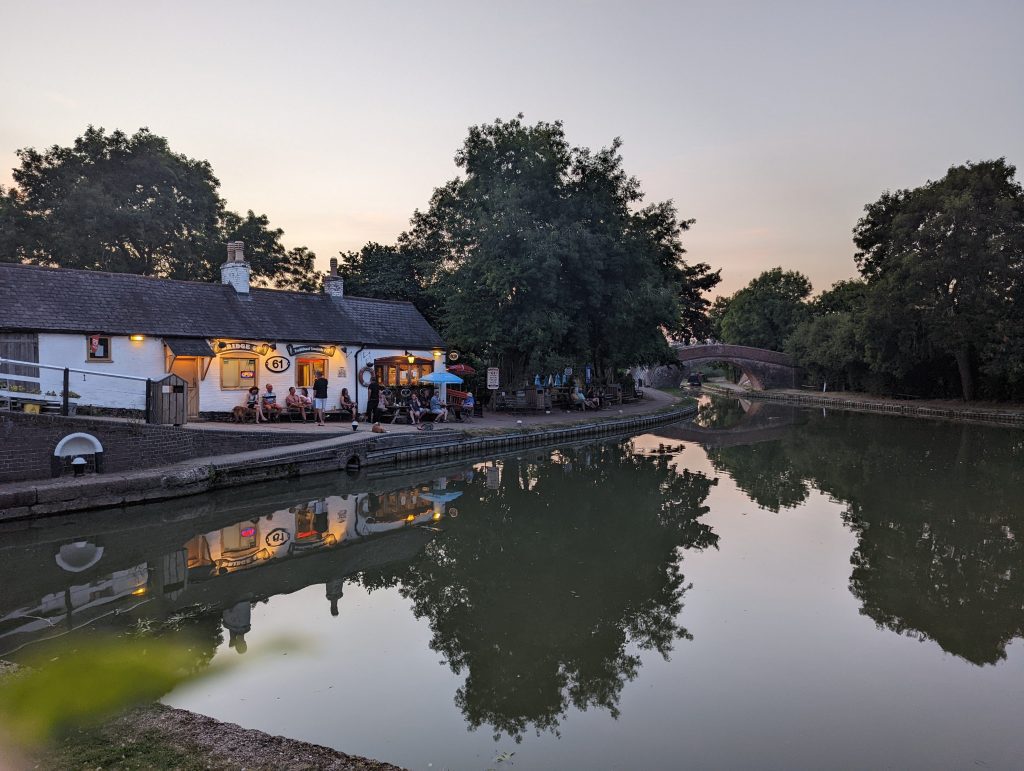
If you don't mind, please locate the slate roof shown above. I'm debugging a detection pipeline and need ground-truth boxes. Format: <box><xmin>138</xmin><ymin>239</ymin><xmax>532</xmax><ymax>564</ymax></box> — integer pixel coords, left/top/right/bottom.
<box><xmin>0</xmin><ymin>263</ymin><xmax>445</xmax><ymax>349</ymax></box>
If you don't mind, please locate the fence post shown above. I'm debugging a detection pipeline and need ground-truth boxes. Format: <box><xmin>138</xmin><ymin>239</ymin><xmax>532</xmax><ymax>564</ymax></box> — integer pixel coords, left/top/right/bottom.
<box><xmin>145</xmin><ymin>378</ymin><xmax>152</xmax><ymax>423</ymax></box>
<box><xmin>62</xmin><ymin>368</ymin><xmax>70</xmax><ymax>416</ymax></box>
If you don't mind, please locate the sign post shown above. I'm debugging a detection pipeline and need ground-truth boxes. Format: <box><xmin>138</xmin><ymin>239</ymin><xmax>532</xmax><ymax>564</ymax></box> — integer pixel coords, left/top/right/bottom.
<box><xmin>486</xmin><ymin>367</ymin><xmax>500</xmax><ymax>390</ymax></box>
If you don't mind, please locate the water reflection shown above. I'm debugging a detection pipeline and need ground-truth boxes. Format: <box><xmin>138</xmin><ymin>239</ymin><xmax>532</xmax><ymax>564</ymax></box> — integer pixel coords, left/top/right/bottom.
<box><xmin>0</xmin><ymin>480</ymin><xmax>449</xmax><ymax>657</ymax></box>
<box><xmin>700</xmin><ymin>398</ymin><xmax>1024</xmax><ymax>665</ymax></box>
<box><xmin>3</xmin><ymin>401</ymin><xmax>1024</xmax><ymax>761</ymax></box>
<box><xmin>360</xmin><ymin>442</ymin><xmax>718</xmax><ymax>740</ymax></box>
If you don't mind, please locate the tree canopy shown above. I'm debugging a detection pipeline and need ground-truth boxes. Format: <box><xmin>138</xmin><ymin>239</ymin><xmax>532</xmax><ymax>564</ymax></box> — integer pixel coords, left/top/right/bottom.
<box><xmin>851</xmin><ymin>159</ymin><xmax>1024</xmax><ymax>400</ymax></box>
<box><xmin>712</xmin><ymin>267</ymin><xmax>812</xmax><ymax>351</ymax></box>
<box><xmin>0</xmin><ymin>126</ymin><xmax>319</xmax><ymax>290</ymax></box>
<box><xmin>340</xmin><ymin>116</ymin><xmax>720</xmax><ymax>384</ymax></box>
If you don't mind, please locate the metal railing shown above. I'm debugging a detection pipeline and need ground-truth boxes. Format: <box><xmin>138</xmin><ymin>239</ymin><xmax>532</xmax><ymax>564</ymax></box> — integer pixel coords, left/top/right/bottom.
<box><xmin>0</xmin><ymin>357</ymin><xmax>151</xmax><ymax>417</ymax></box>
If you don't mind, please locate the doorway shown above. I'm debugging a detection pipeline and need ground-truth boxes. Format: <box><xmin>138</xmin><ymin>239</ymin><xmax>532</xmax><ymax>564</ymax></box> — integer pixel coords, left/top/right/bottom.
<box><xmin>170</xmin><ymin>357</ymin><xmax>201</xmax><ymax>418</ymax></box>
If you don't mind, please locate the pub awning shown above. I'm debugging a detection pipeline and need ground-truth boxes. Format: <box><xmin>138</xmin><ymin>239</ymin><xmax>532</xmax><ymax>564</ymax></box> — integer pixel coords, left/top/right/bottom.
<box><xmin>163</xmin><ymin>337</ymin><xmax>216</xmax><ymax>357</ymax></box>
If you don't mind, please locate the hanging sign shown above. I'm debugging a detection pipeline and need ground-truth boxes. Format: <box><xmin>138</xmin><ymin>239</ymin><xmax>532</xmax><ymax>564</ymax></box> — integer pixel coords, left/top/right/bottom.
<box><xmin>564</xmin><ymin>366</ymin><xmax>573</xmax><ymax>376</ymax></box>
<box><xmin>448</xmin><ymin>350</ymin><xmax>460</xmax><ymax>362</ymax></box>
<box><xmin>265</xmin><ymin>356</ymin><xmax>291</xmax><ymax>374</ymax></box>
<box><xmin>286</xmin><ymin>343</ymin><xmax>337</xmax><ymax>356</ymax></box>
<box><xmin>486</xmin><ymin>367</ymin><xmax>500</xmax><ymax>390</ymax></box>
<box><xmin>216</xmin><ymin>341</ymin><xmax>265</xmax><ymax>354</ymax></box>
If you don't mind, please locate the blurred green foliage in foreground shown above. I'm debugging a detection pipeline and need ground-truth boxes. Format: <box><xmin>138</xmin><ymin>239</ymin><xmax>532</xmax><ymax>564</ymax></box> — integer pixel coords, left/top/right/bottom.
<box><xmin>0</xmin><ymin>637</ymin><xmax>201</xmax><ymax>744</ymax></box>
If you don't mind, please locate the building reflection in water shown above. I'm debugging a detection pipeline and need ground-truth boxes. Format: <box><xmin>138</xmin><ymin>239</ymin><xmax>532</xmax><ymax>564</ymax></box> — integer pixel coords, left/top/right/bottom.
<box><xmin>0</xmin><ymin>479</ymin><xmax>459</xmax><ymax>657</ymax></box>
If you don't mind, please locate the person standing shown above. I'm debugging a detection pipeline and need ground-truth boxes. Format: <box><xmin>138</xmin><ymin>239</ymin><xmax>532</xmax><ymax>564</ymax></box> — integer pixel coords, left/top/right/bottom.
<box><xmin>313</xmin><ymin>370</ymin><xmax>329</xmax><ymax>426</ymax></box>
<box><xmin>367</xmin><ymin>377</ymin><xmax>381</xmax><ymax>424</ymax></box>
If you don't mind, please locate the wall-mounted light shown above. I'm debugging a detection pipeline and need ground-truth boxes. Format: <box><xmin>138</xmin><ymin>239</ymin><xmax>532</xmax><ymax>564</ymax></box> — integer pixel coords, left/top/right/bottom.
<box><xmin>130</xmin><ymin>334</ymin><xmax>145</xmax><ymax>342</ymax></box>
<box><xmin>254</xmin><ymin>343</ymin><xmax>270</xmax><ymax>356</ymax></box>
<box><xmin>405</xmin><ymin>350</ymin><xmax>415</xmax><ymax>364</ymax></box>
<box><xmin>432</xmin><ymin>349</ymin><xmax>443</xmax><ymax>358</ymax></box>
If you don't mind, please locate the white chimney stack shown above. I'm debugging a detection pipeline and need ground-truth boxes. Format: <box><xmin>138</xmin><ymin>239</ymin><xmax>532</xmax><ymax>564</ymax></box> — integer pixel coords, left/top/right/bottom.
<box><xmin>324</xmin><ymin>256</ymin><xmax>344</xmax><ymax>298</ymax></box>
<box><xmin>221</xmin><ymin>240</ymin><xmax>250</xmax><ymax>294</ymax></box>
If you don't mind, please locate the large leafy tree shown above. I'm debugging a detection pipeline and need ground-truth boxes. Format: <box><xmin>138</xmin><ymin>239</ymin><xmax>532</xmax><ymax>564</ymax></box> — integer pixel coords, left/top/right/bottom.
<box><xmin>852</xmin><ymin>159</ymin><xmax>1024</xmax><ymax>400</ymax></box>
<box><xmin>336</xmin><ymin>241</ymin><xmax>439</xmax><ymax>323</ymax></box>
<box><xmin>0</xmin><ymin>126</ymin><xmax>319</xmax><ymax>290</ymax></box>
<box><xmin>714</xmin><ymin>267</ymin><xmax>812</xmax><ymax>351</ymax></box>
<box><xmin>346</xmin><ymin>117</ymin><xmax>720</xmax><ymax>384</ymax></box>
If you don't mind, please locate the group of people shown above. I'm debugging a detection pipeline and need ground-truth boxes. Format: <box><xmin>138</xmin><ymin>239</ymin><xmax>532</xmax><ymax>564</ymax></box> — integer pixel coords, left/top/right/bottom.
<box><xmin>570</xmin><ymin>384</ymin><xmax>601</xmax><ymax>410</ymax></box>
<box><xmin>243</xmin><ymin>373</ymin><xmax>467</xmax><ymax>427</ymax></box>
<box><xmin>243</xmin><ymin>370</ymin><xmax>333</xmax><ymax>426</ymax></box>
<box><xmin>367</xmin><ymin>377</ymin><xmax>462</xmax><ymax>427</ymax></box>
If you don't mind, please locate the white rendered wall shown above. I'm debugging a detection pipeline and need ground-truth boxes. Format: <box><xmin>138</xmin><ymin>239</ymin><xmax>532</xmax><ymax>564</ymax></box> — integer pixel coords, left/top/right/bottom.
<box><xmin>34</xmin><ymin>335</ymin><xmax>439</xmax><ymax>415</ymax></box>
<box><xmin>38</xmin><ymin>333</ymin><xmax>164</xmax><ymax>410</ymax></box>
<box><xmin>201</xmin><ymin>344</ymin><xmax>355</xmax><ymax>413</ymax></box>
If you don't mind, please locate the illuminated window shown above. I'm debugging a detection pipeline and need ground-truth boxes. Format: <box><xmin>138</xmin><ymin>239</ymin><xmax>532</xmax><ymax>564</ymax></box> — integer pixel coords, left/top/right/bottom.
<box><xmin>86</xmin><ymin>334</ymin><xmax>112</xmax><ymax>362</ymax></box>
<box><xmin>221</xmin><ymin>357</ymin><xmax>258</xmax><ymax>390</ymax></box>
<box><xmin>296</xmin><ymin>357</ymin><xmax>329</xmax><ymax>388</ymax></box>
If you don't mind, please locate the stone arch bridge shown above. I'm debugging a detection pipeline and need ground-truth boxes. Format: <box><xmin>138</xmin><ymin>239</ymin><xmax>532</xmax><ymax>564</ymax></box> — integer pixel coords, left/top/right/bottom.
<box><xmin>675</xmin><ymin>344</ymin><xmax>799</xmax><ymax>390</ymax></box>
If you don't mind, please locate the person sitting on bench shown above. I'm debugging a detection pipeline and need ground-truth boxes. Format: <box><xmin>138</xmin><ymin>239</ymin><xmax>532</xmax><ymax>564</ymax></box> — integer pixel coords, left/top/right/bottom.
<box><xmin>286</xmin><ymin>387</ymin><xmax>308</xmax><ymax>422</ymax></box>
<box><xmin>245</xmin><ymin>386</ymin><xmax>266</xmax><ymax>423</ymax></box>
<box><xmin>339</xmin><ymin>387</ymin><xmax>356</xmax><ymax>420</ymax></box>
<box><xmin>571</xmin><ymin>385</ymin><xmax>589</xmax><ymax>410</ymax></box>
<box><xmin>429</xmin><ymin>393</ymin><xmax>448</xmax><ymax>422</ymax></box>
<box><xmin>262</xmin><ymin>384</ymin><xmax>283</xmax><ymax>419</ymax></box>
<box><xmin>409</xmin><ymin>393</ymin><xmax>424</xmax><ymax>424</ymax></box>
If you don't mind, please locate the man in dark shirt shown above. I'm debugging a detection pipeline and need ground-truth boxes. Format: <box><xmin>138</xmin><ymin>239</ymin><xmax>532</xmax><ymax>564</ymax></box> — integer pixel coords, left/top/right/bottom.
<box><xmin>313</xmin><ymin>371</ymin><xmax>329</xmax><ymax>426</ymax></box>
<box><xmin>367</xmin><ymin>378</ymin><xmax>381</xmax><ymax>424</ymax></box>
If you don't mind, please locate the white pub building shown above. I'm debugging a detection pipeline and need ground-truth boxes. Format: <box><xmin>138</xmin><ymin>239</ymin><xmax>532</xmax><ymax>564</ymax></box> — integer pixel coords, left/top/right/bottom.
<box><xmin>0</xmin><ymin>243</ymin><xmax>447</xmax><ymax>419</ymax></box>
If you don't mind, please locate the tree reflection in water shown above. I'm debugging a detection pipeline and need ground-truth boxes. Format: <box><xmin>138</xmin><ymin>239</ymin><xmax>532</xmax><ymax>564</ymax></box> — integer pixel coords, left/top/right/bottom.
<box><xmin>361</xmin><ymin>441</ymin><xmax>718</xmax><ymax>740</ymax></box>
<box><xmin>704</xmin><ymin>403</ymin><xmax>1024</xmax><ymax>665</ymax></box>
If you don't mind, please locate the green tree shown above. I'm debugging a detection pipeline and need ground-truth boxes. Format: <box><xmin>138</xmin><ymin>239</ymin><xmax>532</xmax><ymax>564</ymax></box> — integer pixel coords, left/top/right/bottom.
<box><xmin>786</xmin><ymin>280</ymin><xmax>870</xmax><ymax>390</ymax></box>
<box><xmin>853</xmin><ymin>159</ymin><xmax>1024</xmax><ymax>400</ymax></box>
<box><xmin>715</xmin><ymin>267</ymin><xmax>812</xmax><ymax>351</ymax></box>
<box><xmin>2</xmin><ymin>127</ymin><xmax>319</xmax><ymax>290</ymax></box>
<box><xmin>350</xmin><ymin>117</ymin><xmax>720</xmax><ymax>384</ymax></box>
<box><xmin>336</xmin><ymin>241</ymin><xmax>438</xmax><ymax>320</ymax></box>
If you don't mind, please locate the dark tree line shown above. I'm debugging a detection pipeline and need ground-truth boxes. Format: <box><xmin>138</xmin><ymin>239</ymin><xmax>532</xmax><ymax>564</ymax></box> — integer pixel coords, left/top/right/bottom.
<box><xmin>713</xmin><ymin>159</ymin><xmax>1024</xmax><ymax>400</ymax></box>
<box><xmin>0</xmin><ymin>126</ymin><xmax>321</xmax><ymax>290</ymax></box>
<box><xmin>339</xmin><ymin>116</ymin><xmax>721</xmax><ymax>385</ymax></box>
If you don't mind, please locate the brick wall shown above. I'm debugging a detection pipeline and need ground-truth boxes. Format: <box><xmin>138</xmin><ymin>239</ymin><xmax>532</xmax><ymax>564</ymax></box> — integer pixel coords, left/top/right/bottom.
<box><xmin>0</xmin><ymin>412</ymin><xmax>317</xmax><ymax>484</ymax></box>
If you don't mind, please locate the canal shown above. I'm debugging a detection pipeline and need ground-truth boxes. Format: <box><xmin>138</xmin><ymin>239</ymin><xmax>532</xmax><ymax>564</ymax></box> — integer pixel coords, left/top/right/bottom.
<box><xmin>2</xmin><ymin>395</ymin><xmax>1024</xmax><ymax>769</ymax></box>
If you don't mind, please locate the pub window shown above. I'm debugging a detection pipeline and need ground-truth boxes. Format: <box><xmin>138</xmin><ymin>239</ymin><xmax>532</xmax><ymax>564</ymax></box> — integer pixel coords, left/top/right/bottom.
<box><xmin>221</xmin><ymin>357</ymin><xmax>258</xmax><ymax>390</ymax></box>
<box><xmin>86</xmin><ymin>334</ymin><xmax>112</xmax><ymax>362</ymax></box>
<box><xmin>296</xmin><ymin>357</ymin><xmax>329</xmax><ymax>388</ymax></box>
<box><xmin>0</xmin><ymin>332</ymin><xmax>40</xmax><ymax>389</ymax></box>
<box><xmin>373</xmin><ymin>357</ymin><xmax>433</xmax><ymax>388</ymax></box>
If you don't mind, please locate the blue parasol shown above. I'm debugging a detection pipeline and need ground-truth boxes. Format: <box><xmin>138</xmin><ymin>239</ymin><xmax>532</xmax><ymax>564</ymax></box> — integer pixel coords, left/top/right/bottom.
<box><xmin>419</xmin><ymin>371</ymin><xmax>464</xmax><ymax>385</ymax></box>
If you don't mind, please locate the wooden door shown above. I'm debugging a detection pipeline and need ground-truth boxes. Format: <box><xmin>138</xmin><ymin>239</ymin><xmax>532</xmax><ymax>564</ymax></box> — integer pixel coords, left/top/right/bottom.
<box><xmin>170</xmin><ymin>357</ymin><xmax>200</xmax><ymax>418</ymax></box>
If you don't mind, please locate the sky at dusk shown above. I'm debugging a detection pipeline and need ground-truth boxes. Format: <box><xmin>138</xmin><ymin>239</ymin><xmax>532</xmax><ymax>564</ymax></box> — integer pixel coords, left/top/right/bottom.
<box><xmin>2</xmin><ymin>0</ymin><xmax>1022</xmax><ymax>295</ymax></box>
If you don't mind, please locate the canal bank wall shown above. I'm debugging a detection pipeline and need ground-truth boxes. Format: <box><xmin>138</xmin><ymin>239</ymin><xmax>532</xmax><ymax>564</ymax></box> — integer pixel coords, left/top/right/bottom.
<box><xmin>703</xmin><ymin>383</ymin><xmax>1024</xmax><ymax>427</ymax></box>
<box><xmin>0</xmin><ymin>404</ymin><xmax>697</xmax><ymax>521</ymax></box>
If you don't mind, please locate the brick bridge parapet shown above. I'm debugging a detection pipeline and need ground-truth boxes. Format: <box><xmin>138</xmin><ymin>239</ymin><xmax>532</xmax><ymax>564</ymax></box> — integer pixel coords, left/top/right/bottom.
<box><xmin>674</xmin><ymin>343</ymin><xmax>798</xmax><ymax>390</ymax></box>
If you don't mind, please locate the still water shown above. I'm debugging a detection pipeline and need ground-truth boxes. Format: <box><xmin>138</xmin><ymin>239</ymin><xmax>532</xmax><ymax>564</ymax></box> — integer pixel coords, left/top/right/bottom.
<box><xmin>3</xmin><ymin>396</ymin><xmax>1024</xmax><ymax>769</ymax></box>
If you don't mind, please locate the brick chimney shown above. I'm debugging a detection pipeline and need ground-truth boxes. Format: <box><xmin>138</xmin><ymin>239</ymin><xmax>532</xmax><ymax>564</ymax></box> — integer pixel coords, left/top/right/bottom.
<box><xmin>221</xmin><ymin>241</ymin><xmax>250</xmax><ymax>294</ymax></box>
<box><xmin>324</xmin><ymin>257</ymin><xmax>344</xmax><ymax>298</ymax></box>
